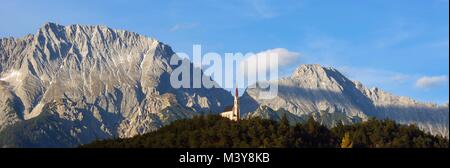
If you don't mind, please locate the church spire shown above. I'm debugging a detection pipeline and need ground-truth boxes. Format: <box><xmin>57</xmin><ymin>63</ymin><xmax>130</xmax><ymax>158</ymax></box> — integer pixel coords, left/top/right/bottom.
<box><xmin>235</xmin><ymin>82</ymin><xmax>239</xmax><ymax>97</ymax></box>
<box><xmin>219</xmin><ymin>81</ymin><xmax>240</xmax><ymax>121</ymax></box>
<box><xmin>233</xmin><ymin>82</ymin><xmax>240</xmax><ymax>121</ymax></box>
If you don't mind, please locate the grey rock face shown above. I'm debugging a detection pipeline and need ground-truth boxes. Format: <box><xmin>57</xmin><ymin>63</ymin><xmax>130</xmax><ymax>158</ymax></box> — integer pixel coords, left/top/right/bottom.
<box><xmin>0</xmin><ymin>23</ymin><xmax>232</xmax><ymax>147</ymax></box>
<box><xmin>242</xmin><ymin>64</ymin><xmax>449</xmax><ymax>138</ymax></box>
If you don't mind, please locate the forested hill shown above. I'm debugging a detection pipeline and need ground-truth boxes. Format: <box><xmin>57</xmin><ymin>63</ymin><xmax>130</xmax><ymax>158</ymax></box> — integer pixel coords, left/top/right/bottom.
<box><xmin>82</xmin><ymin>115</ymin><xmax>448</xmax><ymax>148</ymax></box>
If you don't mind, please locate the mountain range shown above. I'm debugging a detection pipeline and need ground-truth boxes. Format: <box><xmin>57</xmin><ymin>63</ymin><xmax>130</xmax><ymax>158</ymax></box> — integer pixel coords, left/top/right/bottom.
<box><xmin>0</xmin><ymin>23</ymin><xmax>232</xmax><ymax>147</ymax></box>
<box><xmin>0</xmin><ymin>23</ymin><xmax>448</xmax><ymax>147</ymax></box>
<box><xmin>241</xmin><ymin>64</ymin><xmax>449</xmax><ymax>137</ymax></box>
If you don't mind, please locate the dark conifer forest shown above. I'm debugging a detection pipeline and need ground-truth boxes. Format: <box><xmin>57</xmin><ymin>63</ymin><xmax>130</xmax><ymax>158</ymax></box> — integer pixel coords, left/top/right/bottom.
<box><xmin>82</xmin><ymin>115</ymin><xmax>448</xmax><ymax>148</ymax></box>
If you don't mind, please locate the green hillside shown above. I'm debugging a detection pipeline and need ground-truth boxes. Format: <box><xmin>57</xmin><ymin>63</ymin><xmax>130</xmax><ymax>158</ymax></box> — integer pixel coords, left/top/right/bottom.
<box><xmin>82</xmin><ymin>115</ymin><xmax>448</xmax><ymax>148</ymax></box>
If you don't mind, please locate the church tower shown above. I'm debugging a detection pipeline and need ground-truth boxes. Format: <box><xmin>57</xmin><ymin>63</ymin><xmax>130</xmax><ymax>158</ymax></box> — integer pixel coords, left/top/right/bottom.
<box><xmin>219</xmin><ymin>84</ymin><xmax>240</xmax><ymax>121</ymax></box>
<box><xmin>232</xmin><ymin>84</ymin><xmax>240</xmax><ymax>121</ymax></box>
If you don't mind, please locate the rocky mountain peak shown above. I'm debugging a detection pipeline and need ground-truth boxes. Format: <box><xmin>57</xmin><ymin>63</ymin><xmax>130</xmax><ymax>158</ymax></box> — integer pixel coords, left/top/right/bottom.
<box><xmin>40</xmin><ymin>22</ymin><xmax>62</xmax><ymax>31</ymax></box>
<box><xmin>292</xmin><ymin>64</ymin><xmax>327</xmax><ymax>78</ymax></box>
<box><xmin>242</xmin><ymin>64</ymin><xmax>449</xmax><ymax>138</ymax></box>
<box><xmin>286</xmin><ymin>64</ymin><xmax>352</xmax><ymax>93</ymax></box>
<box><xmin>292</xmin><ymin>64</ymin><xmax>343</xmax><ymax>77</ymax></box>
<box><xmin>0</xmin><ymin>23</ymin><xmax>233</xmax><ymax>147</ymax></box>
<box><xmin>33</xmin><ymin>22</ymin><xmax>160</xmax><ymax>51</ymax></box>
<box><xmin>292</xmin><ymin>64</ymin><xmax>347</xmax><ymax>82</ymax></box>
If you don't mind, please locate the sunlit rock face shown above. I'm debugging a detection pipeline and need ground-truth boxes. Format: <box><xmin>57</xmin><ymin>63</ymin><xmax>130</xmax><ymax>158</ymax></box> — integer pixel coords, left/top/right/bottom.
<box><xmin>0</xmin><ymin>23</ymin><xmax>232</xmax><ymax>147</ymax></box>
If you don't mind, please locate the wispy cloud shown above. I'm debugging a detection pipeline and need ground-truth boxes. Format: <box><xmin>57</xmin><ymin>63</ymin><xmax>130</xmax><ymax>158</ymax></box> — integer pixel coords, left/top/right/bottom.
<box><xmin>375</xmin><ymin>31</ymin><xmax>415</xmax><ymax>48</ymax></box>
<box><xmin>423</xmin><ymin>39</ymin><xmax>449</xmax><ymax>49</ymax></box>
<box><xmin>337</xmin><ymin>66</ymin><xmax>450</xmax><ymax>93</ymax></box>
<box><xmin>374</xmin><ymin>20</ymin><xmax>421</xmax><ymax>49</ymax></box>
<box><xmin>299</xmin><ymin>34</ymin><xmax>351</xmax><ymax>67</ymax></box>
<box><xmin>415</xmin><ymin>75</ymin><xmax>448</xmax><ymax>89</ymax></box>
<box><xmin>435</xmin><ymin>0</ymin><xmax>449</xmax><ymax>4</ymax></box>
<box><xmin>169</xmin><ymin>23</ymin><xmax>198</xmax><ymax>32</ymax></box>
<box><xmin>246</xmin><ymin>0</ymin><xmax>278</xmax><ymax>18</ymax></box>
<box><xmin>206</xmin><ymin>0</ymin><xmax>302</xmax><ymax>21</ymax></box>
<box><xmin>337</xmin><ymin>66</ymin><xmax>413</xmax><ymax>88</ymax></box>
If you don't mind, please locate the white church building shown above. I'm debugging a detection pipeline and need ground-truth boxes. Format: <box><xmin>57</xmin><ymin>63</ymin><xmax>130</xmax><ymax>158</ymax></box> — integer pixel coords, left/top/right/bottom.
<box><xmin>220</xmin><ymin>86</ymin><xmax>240</xmax><ymax>121</ymax></box>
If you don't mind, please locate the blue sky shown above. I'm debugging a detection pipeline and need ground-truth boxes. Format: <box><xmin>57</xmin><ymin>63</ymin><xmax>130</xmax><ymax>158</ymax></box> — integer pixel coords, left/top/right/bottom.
<box><xmin>0</xmin><ymin>0</ymin><xmax>448</xmax><ymax>104</ymax></box>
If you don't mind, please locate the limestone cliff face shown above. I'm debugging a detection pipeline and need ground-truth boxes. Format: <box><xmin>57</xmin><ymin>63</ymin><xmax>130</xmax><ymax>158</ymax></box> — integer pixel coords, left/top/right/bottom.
<box><xmin>242</xmin><ymin>64</ymin><xmax>449</xmax><ymax>138</ymax></box>
<box><xmin>0</xmin><ymin>23</ymin><xmax>232</xmax><ymax>147</ymax></box>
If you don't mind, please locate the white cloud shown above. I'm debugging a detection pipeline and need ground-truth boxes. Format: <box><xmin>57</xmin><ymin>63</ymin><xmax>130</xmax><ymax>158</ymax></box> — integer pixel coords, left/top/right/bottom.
<box><xmin>255</xmin><ymin>48</ymin><xmax>300</xmax><ymax>66</ymax></box>
<box><xmin>415</xmin><ymin>75</ymin><xmax>448</xmax><ymax>88</ymax></box>
<box><xmin>170</xmin><ymin>23</ymin><xmax>198</xmax><ymax>32</ymax></box>
<box><xmin>240</xmin><ymin>48</ymin><xmax>300</xmax><ymax>75</ymax></box>
<box><xmin>232</xmin><ymin>48</ymin><xmax>300</xmax><ymax>87</ymax></box>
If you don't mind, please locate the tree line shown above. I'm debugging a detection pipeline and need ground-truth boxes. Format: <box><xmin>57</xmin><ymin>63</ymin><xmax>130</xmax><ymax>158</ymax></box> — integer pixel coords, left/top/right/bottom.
<box><xmin>82</xmin><ymin>115</ymin><xmax>449</xmax><ymax>148</ymax></box>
